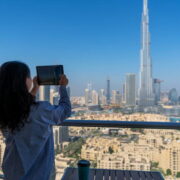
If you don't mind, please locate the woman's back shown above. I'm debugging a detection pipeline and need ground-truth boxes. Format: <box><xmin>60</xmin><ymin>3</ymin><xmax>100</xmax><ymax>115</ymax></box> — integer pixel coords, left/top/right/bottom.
<box><xmin>0</xmin><ymin>62</ymin><xmax>71</xmax><ymax>180</ymax></box>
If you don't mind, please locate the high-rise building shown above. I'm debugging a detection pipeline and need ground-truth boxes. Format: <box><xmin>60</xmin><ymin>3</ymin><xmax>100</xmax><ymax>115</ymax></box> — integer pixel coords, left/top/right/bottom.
<box><xmin>59</xmin><ymin>126</ymin><xmax>69</xmax><ymax>143</ymax></box>
<box><xmin>101</xmin><ymin>96</ymin><xmax>107</xmax><ymax>106</ymax></box>
<box><xmin>39</xmin><ymin>86</ymin><xmax>44</xmax><ymax>101</ymax></box>
<box><xmin>53</xmin><ymin>126</ymin><xmax>69</xmax><ymax>150</ymax></box>
<box><xmin>106</xmin><ymin>78</ymin><xmax>111</xmax><ymax>105</ymax></box>
<box><xmin>53</xmin><ymin>126</ymin><xmax>60</xmax><ymax>148</ymax></box>
<box><xmin>125</xmin><ymin>74</ymin><xmax>136</xmax><ymax>106</ymax></box>
<box><xmin>84</xmin><ymin>83</ymin><xmax>92</xmax><ymax>106</ymax></box>
<box><xmin>112</xmin><ymin>90</ymin><xmax>121</xmax><ymax>105</ymax></box>
<box><xmin>153</xmin><ymin>79</ymin><xmax>162</xmax><ymax>105</ymax></box>
<box><xmin>85</xmin><ymin>89</ymin><xmax>90</xmax><ymax>105</ymax></box>
<box><xmin>169</xmin><ymin>88</ymin><xmax>178</xmax><ymax>104</ymax></box>
<box><xmin>122</xmin><ymin>83</ymin><xmax>126</xmax><ymax>104</ymax></box>
<box><xmin>44</xmin><ymin>86</ymin><xmax>50</xmax><ymax>101</ymax></box>
<box><xmin>53</xmin><ymin>92</ymin><xmax>60</xmax><ymax>105</ymax></box>
<box><xmin>139</xmin><ymin>0</ymin><xmax>155</xmax><ymax>107</ymax></box>
<box><xmin>87</xmin><ymin>83</ymin><xmax>92</xmax><ymax>91</ymax></box>
<box><xmin>112</xmin><ymin>90</ymin><xmax>117</xmax><ymax>104</ymax></box>
<box><xmin>50</xmin><ymin>88</ymin><xmax>55</xmax><ymax>104</ymax></box>
<box><xmin>92</xmin><ymin>90</ymin><xmax>99</xmax><ymax>105</ymax></box>
<box><xmin>99</xmin><ymin>89</ymin><xmax>107</xmax><ymax>105</ymax></box>
<box><xmin>39</xmin><ymin>86</ymin><xmax>50</xmax><ymax>102</ymax></box>
<box><xmin>99</xmin><ymin>89</ymin><xmax>105</xmax><ymax>101</ymax></box>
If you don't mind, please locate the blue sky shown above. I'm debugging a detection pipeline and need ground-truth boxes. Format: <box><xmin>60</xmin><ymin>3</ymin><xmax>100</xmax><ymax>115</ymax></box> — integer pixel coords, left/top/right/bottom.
<box><xmin>0</xmin><ymin>0</ymin><xmax>180</xmax><ymax>96</ymax></box>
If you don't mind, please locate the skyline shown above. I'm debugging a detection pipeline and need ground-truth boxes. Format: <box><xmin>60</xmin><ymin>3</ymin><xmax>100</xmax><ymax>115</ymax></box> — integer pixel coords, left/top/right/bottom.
<box><xmin>0</xmin><ymin>0</ymin><xmax>180</xmax><ymax>96</ymax></box>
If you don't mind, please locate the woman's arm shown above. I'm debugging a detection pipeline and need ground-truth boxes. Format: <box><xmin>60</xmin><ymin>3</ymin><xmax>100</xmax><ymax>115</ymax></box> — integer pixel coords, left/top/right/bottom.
<box><xmin>40</xmin><ymin>85</ymin><xmax>71</xmax><ymax>125</ymax></box>
<box><xmin>39</xmin><ymin>75</ymin><xmax>71</xmax><ymax>125</ymax></box>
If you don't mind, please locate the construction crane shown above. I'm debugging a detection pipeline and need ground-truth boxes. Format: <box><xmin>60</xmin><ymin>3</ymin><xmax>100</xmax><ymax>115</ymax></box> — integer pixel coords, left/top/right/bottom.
<box><xmin>154</xmin><ymin>79</ymin><xmax>164</xmax><ymax>84</ymax></box>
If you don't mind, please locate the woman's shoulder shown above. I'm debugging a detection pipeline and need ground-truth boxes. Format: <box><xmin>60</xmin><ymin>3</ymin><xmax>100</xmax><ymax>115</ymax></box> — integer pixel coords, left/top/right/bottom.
<box><xmin>31</xmin><ymin>101</ymin><xmax>54</xmax><ymax>114</ymax></box>
<box><xmin>32</xmin><ymin>101</ymin><xmax>51</xmax><ymax>108</ymax></box>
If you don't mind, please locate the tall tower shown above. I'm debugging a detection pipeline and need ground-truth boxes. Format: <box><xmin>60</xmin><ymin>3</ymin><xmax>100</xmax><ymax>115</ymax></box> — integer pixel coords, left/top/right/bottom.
<box><xmin>139</xmin><ymin>0</ymin><xmax>155</xmax><ymax>107</ymax></box>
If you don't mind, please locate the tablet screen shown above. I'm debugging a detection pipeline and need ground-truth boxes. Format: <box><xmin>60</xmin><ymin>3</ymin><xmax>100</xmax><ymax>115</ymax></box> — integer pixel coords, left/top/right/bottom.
<box><xmin>36</xmin><ymin>65</ymin><xmax>64</xmax><ymax>85</ymax></box>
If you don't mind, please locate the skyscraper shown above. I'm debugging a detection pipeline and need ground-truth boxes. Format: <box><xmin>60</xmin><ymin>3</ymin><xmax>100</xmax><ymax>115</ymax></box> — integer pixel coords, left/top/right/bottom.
<box><xmin>39</xmin><ymin>85</ymin><xmax>50</xmax><ymax>102</ymax></box>
<box><xmin>122</xmin><ymin>83</ymin><xmax>126</xmax><ymax>103</ymax></box>
<box><xmin>99</xmin><ymin>89</ymin><xmax>107</xmax><ymax>105</ymax></box>
<box><xmin>92</xmin><ymin>90</ymin><xmax>99</xmax><ymax>105</ymax></box>
<box><xmin>44</xmin><ymin>86</ymin><xmax>50</xmax><ymax>101</ymax></box>
<box><xmin>84</xmin><ymin>83</ymin><xmax>92</xmax><ymax>106</ymax></box>
<box><xmin>139</xmin><ymin>0</ymin><xmax>155</xmax><ymax>107</ymax></box>
<box><xmin>50</xmin><ymin>88</ymin><xmax>55</xmax><ymax>104</ymax></box>
<box><xmin>169</xmin><ymin>88</ymin><xmax>178</xmax><ymax>105</ymax></box>
<box><xmin>85</xmin><ymin>89</ymin><xmax>90</xmax><ymax>106</ymax></box>
<box><xmin>99</xmin><ymin>89</ymin><xmax>105</xmax><ymax>102</ymax></box>
<box><xmin>153</xmin><ymin>79</ymin><xmax>162</xmax><ymax>105</ymax></box>
<box><xmin>112</xmin><ymin>90</ymin><xmax>121</xmax><ymax>105</ymax></box>
<box><xmin>53</xmin><ymin>92</ymin><xmax>60</xmax><ymax>105</ymax></box>
<box><xmin>39</xmin><ymin>86</ymin><xmax>44</xmax><ymax>101</ymax></box>
<box><xmin>53</xmin><ymin>126</ymin><xmax>69</xmax><ymax>151</ymax></box>
<box><xmin>53</xmin><ymin>126</ymin><xmax>60</xmax><ymax>149</ymax></box>
<box><xmin>125</xmin><ymin>74</ymin><xmax>136</xmax><ymax>106</ymax></box>
<box><xmin>106</xmin><ymin>78</ymin><xmax>111</xmax><ymax>105</ymax></box>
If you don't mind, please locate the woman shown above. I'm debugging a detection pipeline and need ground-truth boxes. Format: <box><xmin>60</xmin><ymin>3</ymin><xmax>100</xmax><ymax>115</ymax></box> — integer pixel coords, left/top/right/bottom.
<box><xmin>0</xmin><ymin>61</ymin><xmax>71</xmax><ymax>180</ymax></box>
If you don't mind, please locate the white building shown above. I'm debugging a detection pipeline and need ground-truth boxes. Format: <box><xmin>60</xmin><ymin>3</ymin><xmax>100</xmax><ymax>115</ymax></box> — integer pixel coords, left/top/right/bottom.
<box><xmin>112</xmin><ymin>90</ymin><xmax>121</xmax><ymax>105</ymax></box>
<box><xmin>92</xmin><ymin>90</ymin><xmax>99</xmax><ymax>105</ymax></box>
<box><xmin>99</xmin><ymin>89</ymin><xmax>107</xmax><ymax>105</ymax></box>
<box><xmin>53</xmin><ymin>126</ymin><xmax>69</xmax><ymax>150</ymax></box>
<box><xmin>39</xmin><ymin>85</ymin><xmax>50</xmax><ymax>102</ymax></box>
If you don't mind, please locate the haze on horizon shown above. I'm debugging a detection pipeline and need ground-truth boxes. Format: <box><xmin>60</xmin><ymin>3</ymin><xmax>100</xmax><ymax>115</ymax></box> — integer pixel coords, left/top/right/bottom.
<box><xmin>0</xmin><ymin>0</ymin><xmax>180</xmax><ymax>96</ymax></box>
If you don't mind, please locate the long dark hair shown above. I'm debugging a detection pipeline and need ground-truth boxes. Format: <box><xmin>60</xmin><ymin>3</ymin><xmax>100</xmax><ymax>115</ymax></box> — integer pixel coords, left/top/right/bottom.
<box><xmin>0</xmin><ymin>61</ymin><xmax>35</xmax><ymax>133</ymax></box>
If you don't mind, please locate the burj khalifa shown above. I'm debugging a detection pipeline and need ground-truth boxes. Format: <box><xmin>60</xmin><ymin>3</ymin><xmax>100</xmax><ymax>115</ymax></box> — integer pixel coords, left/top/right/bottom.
<box><xmin>139</xmin><ymin>0</ymin><xmax>155</xmax><ymax>107</ymax></box>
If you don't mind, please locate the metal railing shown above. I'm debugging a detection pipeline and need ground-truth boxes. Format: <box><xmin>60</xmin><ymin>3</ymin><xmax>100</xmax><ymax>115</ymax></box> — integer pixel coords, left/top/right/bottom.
<box><xmin>1</xmin><ymin>120</ymin><xmax>178</xmax><ymax>180</ymax></box>
<box><xmin>61</xmin><ymin>119</ymin><xmax>180</xmax><ymax>130</ymax></box>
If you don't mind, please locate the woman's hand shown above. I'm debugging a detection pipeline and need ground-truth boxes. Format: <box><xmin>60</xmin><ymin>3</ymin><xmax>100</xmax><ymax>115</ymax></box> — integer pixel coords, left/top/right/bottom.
<box><xmin>30</xmin><ymin>76</ymin><xmax>39</xmax><ymax>96</ymax></box>
<box><xmin>59</xmin><ymin>75</ymin><xmax>68</xmax><ymax>86</ymax></box>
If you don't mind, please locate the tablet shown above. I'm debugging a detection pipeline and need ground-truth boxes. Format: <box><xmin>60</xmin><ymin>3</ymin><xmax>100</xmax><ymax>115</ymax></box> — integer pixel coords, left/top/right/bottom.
<box><xmin>36</xmin><ymin>65</ymin><xmax>64</xmax><ymax>85</ymax></box>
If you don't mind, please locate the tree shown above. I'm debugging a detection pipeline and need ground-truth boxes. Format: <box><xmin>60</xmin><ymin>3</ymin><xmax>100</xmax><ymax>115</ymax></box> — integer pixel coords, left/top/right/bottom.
<box><xmin>176</xmin><ymin>172</ymin><xmax>180</xmax><ymax>178</ymax></box>
<box><xmin>91</xmin><ymin>161</ymin><xmax>97</xmax><ymax>168</ymax></box>
<box><xmin>63</xmin><ymin>138</ymin><xmax>85</xmax><ymax>158</ymax></box>
<box><xmin>150</xmin><ymin>161</ymin><xmax>159</xmax><ymax>169</ymax></box>
<box><xmin>108</xmin><ymin>147</ymin><xmax>114</xmax><ymax>154</ymax></box>
<box><xmin>166</xmin><ymin>169</ymin><xmax>172</xmax><ymax>176</ymax></box>
<box><xmin>131</xmin><ymin>128</ymin><xmax>144</xmax><ymax>134</ymax></box>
